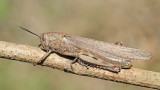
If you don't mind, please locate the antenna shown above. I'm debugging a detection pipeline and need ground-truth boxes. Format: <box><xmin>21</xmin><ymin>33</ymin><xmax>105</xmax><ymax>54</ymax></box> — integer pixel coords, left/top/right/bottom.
<box><xmin>19</xmin><ymin>26</ymin><xmax>40</xmax><ymax>38</ymax></box>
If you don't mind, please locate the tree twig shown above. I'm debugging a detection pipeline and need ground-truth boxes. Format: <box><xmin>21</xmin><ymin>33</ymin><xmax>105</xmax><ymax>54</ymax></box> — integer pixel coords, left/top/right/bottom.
<box><xmin>0</xmin><ymin>41</ymin><xmax>159</xmax><ymax>89</ymax></box>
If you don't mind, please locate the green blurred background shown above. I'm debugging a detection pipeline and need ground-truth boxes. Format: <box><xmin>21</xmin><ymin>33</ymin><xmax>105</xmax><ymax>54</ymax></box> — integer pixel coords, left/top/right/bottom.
<box><xmin>0</xmin><ymin>0</ymin><xmax>159</xmax><ymax>90</ymax></box>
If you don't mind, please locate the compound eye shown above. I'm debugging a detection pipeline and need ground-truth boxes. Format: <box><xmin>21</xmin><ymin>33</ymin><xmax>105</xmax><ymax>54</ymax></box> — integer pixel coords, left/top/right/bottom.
<box><xmin>42</xmin><ymin>34</ymin><xmax>45</xmax><ymax>41</ymax></box>
<box><xmin>40</xmin><ymin>34</ymin><xmax>45</xmax><ymax>41</ymax></box>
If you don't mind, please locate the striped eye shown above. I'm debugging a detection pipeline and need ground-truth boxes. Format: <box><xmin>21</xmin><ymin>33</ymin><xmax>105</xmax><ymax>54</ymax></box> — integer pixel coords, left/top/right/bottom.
<box><xmin>42</xmin><ymin>34</ymin><xmax>45</xmax><ymax>41</ymax></box>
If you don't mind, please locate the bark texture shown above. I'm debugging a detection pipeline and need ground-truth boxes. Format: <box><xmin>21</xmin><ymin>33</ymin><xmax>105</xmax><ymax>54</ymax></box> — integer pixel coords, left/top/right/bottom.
<box><xmin>0</xmin><ymin>41</ymin><xmax>159</xmax><ymax>89</ymax></box>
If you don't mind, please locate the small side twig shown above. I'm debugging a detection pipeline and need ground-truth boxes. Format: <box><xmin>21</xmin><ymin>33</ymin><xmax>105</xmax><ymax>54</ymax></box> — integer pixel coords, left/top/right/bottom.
<box><xmin>0</xmin><ymin>41</ymin><xmax>159</xmax><ymax>89</ymax></box>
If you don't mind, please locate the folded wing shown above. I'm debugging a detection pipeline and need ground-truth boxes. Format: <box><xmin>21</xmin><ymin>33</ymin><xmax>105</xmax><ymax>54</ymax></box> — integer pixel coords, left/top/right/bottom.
<box><xmin>65</xmin><ymin>35</ymin><xmax>152</xmax><ymax>60</ymax></box>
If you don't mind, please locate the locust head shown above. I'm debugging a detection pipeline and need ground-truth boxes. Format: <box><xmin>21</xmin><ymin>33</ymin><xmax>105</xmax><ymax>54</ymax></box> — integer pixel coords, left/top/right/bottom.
<box><xmin>19</xmin><ymin>26</ymin><xmax>63</xmax><ymax>52</ymax></box>
<box><xmin>39</xmin><ymin>32</ymin><xmax>63</xmax><ymax>52</ymax></box>
<box><xmin>19</xmin><ymin>26</ymin><xmax>51</xmax><ymax>51</ymax></box>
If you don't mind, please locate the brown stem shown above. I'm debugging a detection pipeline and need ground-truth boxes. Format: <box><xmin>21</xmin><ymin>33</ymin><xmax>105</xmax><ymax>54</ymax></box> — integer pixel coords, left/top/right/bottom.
<box><xmin>0</xmin><ymin>41</ymin><xmax>159</xmax><ymax>89</ymax></box>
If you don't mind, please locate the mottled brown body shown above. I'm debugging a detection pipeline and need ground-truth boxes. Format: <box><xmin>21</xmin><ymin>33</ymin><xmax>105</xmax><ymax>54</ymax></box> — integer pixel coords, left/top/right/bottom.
<box><xmin>20</xmin><ymin>26</ymin><xmax>152</xmax><ymax>72</ymax></box>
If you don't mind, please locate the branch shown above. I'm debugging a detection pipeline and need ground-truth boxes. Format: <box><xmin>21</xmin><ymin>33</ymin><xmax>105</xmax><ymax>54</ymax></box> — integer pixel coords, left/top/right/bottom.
<box><xmin>0</xmin><ymin>41</ymin><xmax>159</xmax><ymax>89</ymax></box>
